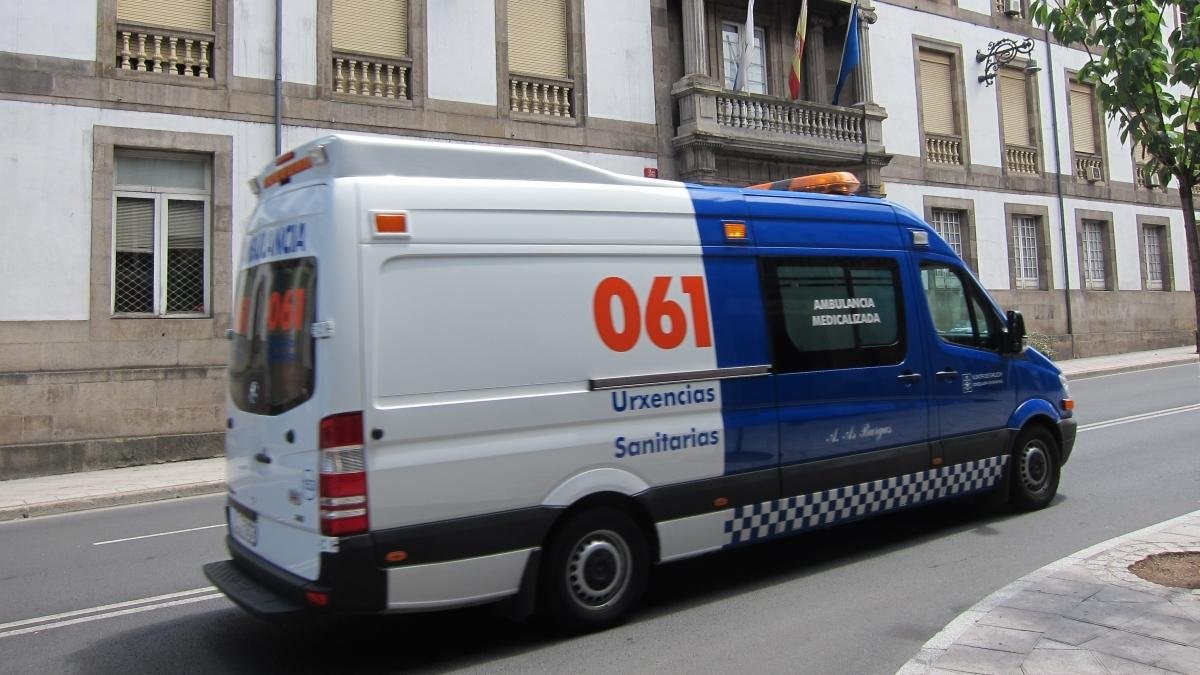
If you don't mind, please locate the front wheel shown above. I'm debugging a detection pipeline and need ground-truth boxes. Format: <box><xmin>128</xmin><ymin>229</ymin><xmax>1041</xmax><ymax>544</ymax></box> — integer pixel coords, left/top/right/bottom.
<box><xmin>1009</xmin><ymin>425</ymin><xmax>1061</xmax><ymax>511</ymax></box>
<box><xmin>539</xmin><ymin>507</ymin><xmax>649</xmax><ymax>632</ymax></box>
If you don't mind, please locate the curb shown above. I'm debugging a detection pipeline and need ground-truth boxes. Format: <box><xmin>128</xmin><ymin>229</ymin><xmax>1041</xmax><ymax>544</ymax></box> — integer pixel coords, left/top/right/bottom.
<box><xmin>0</xmin><ymin>480</ymin><xmax>226</xmax><ymax>523</ymax></box>
<box><xmin>1062</xmin><ymin>355</ymin><xmax>1198</xmax><ymax>380</ymax></box>
<box><xmin>896</xmin><ymin>508</ymin><xmax>1200</xmax><ymax>674</ymax></box>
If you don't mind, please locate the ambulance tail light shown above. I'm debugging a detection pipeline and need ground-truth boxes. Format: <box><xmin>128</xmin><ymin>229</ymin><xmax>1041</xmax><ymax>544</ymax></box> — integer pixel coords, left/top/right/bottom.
<box><xmin>749</xmin><ymin>171</ymin><xmax>862</xmax><ymax>195</ymax></box>
<box><xmin>319</xmin><ymin>412</ymin><xmax>368</xmax><ymax>537</ymax></box>
<box><xmin>262</xmin><ymin>145</ymin><xmax>328</xmax><ymax>190</ymax></box>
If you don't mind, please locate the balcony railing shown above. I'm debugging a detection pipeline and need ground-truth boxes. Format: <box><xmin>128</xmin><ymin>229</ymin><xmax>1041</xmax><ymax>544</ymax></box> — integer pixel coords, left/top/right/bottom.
<box><xmin>1005</xmin><ymin>144</ymin><xmax>1039</xmax><ymax>175</ymax></box>
<box><xmin>714</xmin><ymin>92</ymin><xmax>864</xmax><ymax>143</ymax></box>
<box><xmin>116</xmin><ymin>25</ymin><xmax>213</xmax><ymax>78</ymax></box>
<box><xmin>333</xmin><ymin>53</ymin><xmax>411</xmax><ymax>100</ymax></box>
<box><xmin>1075</xmin><ymin>153</ymin><xmax>1104</xmax><ymax>181</ymax></box>
<box><xmin>510</xmin><ymin>75</ymin><xmax>574</xmax><ymax>118</ymax></box>
<box><xmin>925</xmin><ymin>133</ymin><xmax>963</xmax><ymax>165</ymax></box>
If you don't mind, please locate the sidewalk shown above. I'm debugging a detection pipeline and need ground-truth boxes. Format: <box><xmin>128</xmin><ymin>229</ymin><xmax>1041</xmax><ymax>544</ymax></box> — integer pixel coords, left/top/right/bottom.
<box><xmin>898</xmin><ymin>511</ymin><xmax>1200</xmax><ymax>674</ymax></box>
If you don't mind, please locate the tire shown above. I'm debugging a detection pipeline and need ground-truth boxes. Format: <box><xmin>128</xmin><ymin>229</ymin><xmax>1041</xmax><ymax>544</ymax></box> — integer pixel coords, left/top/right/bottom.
<box><xmin>539</xmin><ymin>507</ymin><xmax>649</xmax><ymax>632</ymax></box>
<box><xmin>1009</xmin><ymin>425</ymin><xmax>1061</xmax><ymax>511</ymax></box>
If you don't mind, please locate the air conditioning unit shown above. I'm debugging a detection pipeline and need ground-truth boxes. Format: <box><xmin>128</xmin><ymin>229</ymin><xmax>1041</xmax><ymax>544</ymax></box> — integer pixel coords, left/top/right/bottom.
<box><xmin>1087</xmin><ymin>165</ymin><xmax>1103</xmax><ymax>182</ymax></box>
<box><xmin>1005</xmin><ymin>0</ymin><xmax>1022</xmax><ymax>16</ymax></box>
<box><xmin>1145</xmin><ymin>172</ymin><xmax>1161</xmax><ymax>188</ymax></box>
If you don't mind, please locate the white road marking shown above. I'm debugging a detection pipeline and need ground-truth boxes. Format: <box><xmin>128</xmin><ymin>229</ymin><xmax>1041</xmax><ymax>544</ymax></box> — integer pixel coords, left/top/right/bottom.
<box><xmin>1069</xmin><ymin>362</ymin><xmax>1198</xmax><ymax>381</ymax></box>
<box><xmin>92</xmin><ymin>524</ymin><xmax>224</xmax><ymax>546</ymax></box>
<box><xmin>0</xmin><ymin>586</ymin><xmax>223</xmax><ymax>638</ymax></box>
<box><xmin>1078</xmin><ymin>402</ymin><xmax>1200</xmax><ymax>432</ymax></box>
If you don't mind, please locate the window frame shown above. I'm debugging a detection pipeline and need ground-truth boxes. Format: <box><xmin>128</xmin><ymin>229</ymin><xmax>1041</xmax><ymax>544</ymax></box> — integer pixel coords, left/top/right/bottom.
<box><xmin>922</xmin><ymin>196</ymin><xmax>978</xmax><ymax>272</ymax></box>
<box><xmin>1066</xmin><ymin>75</ymin><xmax>1106</xmax><ymax>182</ymax></box>
<box><xmin>111</xmin><ymin>157</ymin><xmax>212</xmax><ymax>318</ymax></box>
<box><xmin>720</xmin><ymin>21</ymin><xmax>768</xmax><ymax>95</ymax></box>
<box><xmin>996</xmin><ymin>65</ymin><xmax>1042</xmax><ymax>175</ymax></box>
<box><xmin>1003</xmin><ymin>203</ymin><xmax>1052</xmax><ymax>292</ymax></box>
<box><xmin>498</xmin><ymin>0</ymin><xmax>582</xmax><ymax>123</ymax></box>
<box><xmin>1076</xmin><ymin>214</ymin><xmax>1115</xmax><ymax>291</ymax></box>
<box><xmin>99</xmin><ymin>0</ymin><xmax>228</xmax><ymax>85</ymax></box>
<box><xmin>914</xmin><ymin>39</ymin><xmax>970</xmax><ymax>168</ymax></box>
<box><xmin>1137</xmin><ymin>216</ymin><xmax>1173</xmax><ymax>292</ymax></box>
<box><xmin>322</xmin><ymin>0</ymin><xmax>421</xmax><ymax>106</ymax></box>
<box><xmin>760</xmin><ymin>256</ymin><xmax>907</xmax><ymax>374</ymax></box>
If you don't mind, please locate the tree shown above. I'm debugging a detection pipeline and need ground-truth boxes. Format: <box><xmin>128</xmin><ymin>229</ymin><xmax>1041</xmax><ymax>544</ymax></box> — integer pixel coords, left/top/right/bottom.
<box><xmin>1031</xmin><ymin>0</ymin><xmax>1200</xmax><ymax>353</ymax></box>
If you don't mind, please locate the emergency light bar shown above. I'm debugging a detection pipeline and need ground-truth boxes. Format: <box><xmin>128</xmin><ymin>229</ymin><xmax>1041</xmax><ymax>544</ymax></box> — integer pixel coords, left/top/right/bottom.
<box><xmin>253</xmin><ymin>145</ymin><xmax>329</xmax><ymax>192</ymax></box>
<box><xmin>748</xmin><ymin>171</ymin><xmax>861</xmax><ymax>195</ymax></box>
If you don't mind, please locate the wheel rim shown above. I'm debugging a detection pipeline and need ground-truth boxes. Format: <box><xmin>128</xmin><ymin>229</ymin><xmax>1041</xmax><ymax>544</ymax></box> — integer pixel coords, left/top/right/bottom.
<box><xmin>1018</xmin><ymin>439</ymin><xmax>1051</xmax><ymax>494</ymax></box>
<box><xmin>565</xmin><ymin>529</ymin><xmax>631</xmax><ymax>611</ymax></box>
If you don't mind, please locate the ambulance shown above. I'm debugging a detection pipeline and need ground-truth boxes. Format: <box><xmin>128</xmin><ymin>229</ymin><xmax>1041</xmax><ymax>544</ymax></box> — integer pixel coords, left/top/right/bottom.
<box><xmin>203</xmin><ymin>134</ymin><xmax>1076</xmax><ymax>630</ymax></box>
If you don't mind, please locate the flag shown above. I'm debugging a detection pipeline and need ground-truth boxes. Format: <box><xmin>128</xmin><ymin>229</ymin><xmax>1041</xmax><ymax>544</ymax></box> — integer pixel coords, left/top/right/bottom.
<box><xmin>831</xmin><ymin>0</ymin><xmax>860</xmax><ymax>105</ymax></box>
<box><xmin>732</xmin><ymin>0</ymin><xmax>757</xmax><ymax>92</ymax></box>
<box><xmin>788</xmin><ymin>0</ymin><xmax>809</xmax><ymax>100</ymax></box>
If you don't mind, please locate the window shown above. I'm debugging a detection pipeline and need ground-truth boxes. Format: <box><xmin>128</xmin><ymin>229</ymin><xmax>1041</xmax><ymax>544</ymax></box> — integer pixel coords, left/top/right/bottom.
<box><xmin>115</xmin><ymin>0</ymin><xmax>215</xmax><ymax>77</ymax></box>
<box><xmin>929</xmin><ymin>209</ymin><xmax>964</xmax><ymax>258</ymax></box>
<box><xmin>1080</xmin><ymin>219</ymin><xmax>1109</xmax><ymax>290</ymax></box>
<box><xmin>1012</xmin><ymin>215</ymin><xmax>1041</xmax><ymax>289</ymax></box>
<box><xmin>507</xmin><ymin>0</ymin><xmax>574</xmax><ymax>117</ymax></box>
<box><xmin>112</xmin><ymin>152</ymin><xmax>211</xmax><ymax>316</ymax></box>
<box><xmin>722</xmin><ymin>23</ymin><xmax>767</xmax><ymax>94</ymax></box>
<box><xmin>999</xmin><ymin>67</ymin><xmax>1038</xmax><ymax>174</ymax></box>
<box><xmin>1069</xmin><ymin>80</ymin><xmax>1104</xmax><ymax>180</ymax></box>
<box><xmin>920</xmin><ymin>265</ymin><xmax>1000</xmax><ymax>350</ymax></box>
<box><xmin>1141</xmin><ymin>223</ymin><xmax>1170</xmax><ymax>291</ymax></box>
<box><xmin>331</xmin><ymin>0</ymin><xmax>411</xmax><ymax>100</ymax></box>
<box><xmin>762</xmin><ymin>258</ymin><xmax>905</xmax><ymax>373</ymax></box>
<box><xmin>919</xmin><ymin>49</ymin><xmax>962</xmax><ymax>165</ymax></box>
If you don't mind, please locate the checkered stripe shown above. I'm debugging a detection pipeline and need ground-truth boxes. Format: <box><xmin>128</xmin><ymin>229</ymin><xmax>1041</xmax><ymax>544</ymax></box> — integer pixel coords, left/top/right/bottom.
<box><xmin>723</xmin><ymin>455</ymin><xmax>1009</xmax><ymax>546</ymax></box>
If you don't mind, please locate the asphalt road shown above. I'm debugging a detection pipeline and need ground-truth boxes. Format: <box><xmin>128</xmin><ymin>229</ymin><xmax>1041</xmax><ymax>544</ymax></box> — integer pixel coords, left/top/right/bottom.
<box><xmin>0</xmin><ymin>363</ymin><xmax>1196</xmax><ymax>674</ymax></box>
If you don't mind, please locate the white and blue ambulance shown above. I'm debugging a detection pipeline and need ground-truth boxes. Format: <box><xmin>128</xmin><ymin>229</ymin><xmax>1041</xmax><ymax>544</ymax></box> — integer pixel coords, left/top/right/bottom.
<box><xmin>204</xmin><ymin>134</ymin><xmax>1076</xmax><ymax>630</ymax></box>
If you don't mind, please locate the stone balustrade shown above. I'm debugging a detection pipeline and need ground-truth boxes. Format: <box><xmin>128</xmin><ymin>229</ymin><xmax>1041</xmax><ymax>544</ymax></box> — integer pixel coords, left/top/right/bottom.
<box><xmin>117</xmin><ymin>26</ymin><xmax>213</xmax><ymax>78</ymax></box>
<box><xmin>509</xmin><ymin>75</ymin><xmax>574</xmax><ymax>118</ymax></box>
<box><xmin>1005</xmin><ymin>144</ymin><xmax>1039</xmax><ymax>174</ymax></box>
<box><xmin>714</xmin><ymin>92</ymin><xmax>864</xmax><ymax>143</ymax></box>
<box><xmin>925</xmin><ymin>133</ymin><xmax>963</xmax><ymax>165</ymax></box>
<box><xmin>1075</xmin><ymin>153</ymin><xmax>1104</xmax><ymax>181</ymax></box>
<box><xmin>333</xmin><ymin>53</ymin><xmax>411</xmax><ymax>100</ymax></box>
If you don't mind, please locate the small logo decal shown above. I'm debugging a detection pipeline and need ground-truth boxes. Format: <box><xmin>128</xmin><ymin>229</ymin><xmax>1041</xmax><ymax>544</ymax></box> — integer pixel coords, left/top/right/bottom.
<box><xmin>248</xmin><ymin>381</ymin><xmax>260</xmax><ymax>404</ymax></box>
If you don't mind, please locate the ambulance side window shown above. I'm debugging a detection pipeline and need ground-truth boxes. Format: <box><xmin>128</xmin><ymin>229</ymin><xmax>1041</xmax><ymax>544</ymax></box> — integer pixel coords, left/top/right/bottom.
<box><xmin>761</xmin><ymin>257</ymin><xmax>906</xmax><ymax>372</ymax></box>
<box><xmin>919</xmin><ymin>264</ymin><xmax>1000</xmax><ymax>350</ymax></box>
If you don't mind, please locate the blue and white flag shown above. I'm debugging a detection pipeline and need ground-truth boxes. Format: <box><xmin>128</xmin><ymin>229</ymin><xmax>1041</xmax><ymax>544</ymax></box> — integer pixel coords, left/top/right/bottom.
<box><xmin>732</xmin><ymin>0</ymin><xmax>757</xmax><ymax>92</ymax></box>
<box><xmin>831</xmin><ymin>0</ymin><xmax>860</xmax><ymax>105</ymax></box>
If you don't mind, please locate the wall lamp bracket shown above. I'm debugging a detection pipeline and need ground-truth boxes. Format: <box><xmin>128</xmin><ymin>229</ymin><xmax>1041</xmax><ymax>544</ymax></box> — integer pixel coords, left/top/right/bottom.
<box><xmin>976</xmin><ymin>38</ymin><xmax>1038</xmax><ymax>85</ymax></box>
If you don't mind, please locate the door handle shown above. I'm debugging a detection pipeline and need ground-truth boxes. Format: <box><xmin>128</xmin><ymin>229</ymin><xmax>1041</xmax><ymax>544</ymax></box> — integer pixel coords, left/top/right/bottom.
<box><xmin>897</xmin><ymin>371</ymin><xmax>922</xmax><ymax>383</ymax></box>
<box><xmin>936</xmin><ymin>369</ymin><xmax>959</xmax><ymax>379</ymax></box>
<box><xmin>254</xmin><ymin>451</ymin><xmax>272</xmax><ymax>464</ymax></box>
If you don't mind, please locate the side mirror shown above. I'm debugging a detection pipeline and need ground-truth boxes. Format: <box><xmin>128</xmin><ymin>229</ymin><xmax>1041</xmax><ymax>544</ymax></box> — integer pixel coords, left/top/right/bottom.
<box><xmin>1005</xmin><ymin>310</ymin><xmax>1027</xmax><ymax>354</ymax></box>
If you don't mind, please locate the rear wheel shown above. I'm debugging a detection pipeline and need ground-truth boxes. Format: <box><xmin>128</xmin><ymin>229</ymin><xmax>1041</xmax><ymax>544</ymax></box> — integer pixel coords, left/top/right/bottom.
<box><xmin>1009</xmin><ymin>425</ymin><xmax>1060</xmax><ymax>511</ymax></box>
<box><xmin>539</xmin><ymin>507</ymin><xmax>649</xmax><ymax>632</ymax></box>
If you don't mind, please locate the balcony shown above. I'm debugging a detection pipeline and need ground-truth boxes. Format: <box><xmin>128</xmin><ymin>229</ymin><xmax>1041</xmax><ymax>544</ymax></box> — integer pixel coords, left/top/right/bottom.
<box><xmin>333</xmin><ymin>52</ymin><xmax>411</xmax><ymax>101</ymax></box>
<box><xmin>116</xmin><ymin>24</ymin><xmax>213</xmax><ymax>78</ymax></box>
<box><xmin>672</xmin><ymin>79</ymin><xmax>889</xmax><ymax>185</ymax></box>
<box><xmin>924</xmin><ymin>133</ymin><xmax>963</xmax><ymax>166</ymax></box>
<box><xmin>1075</xmin><ymin>153</ymin><xmax>1104</xmax><ymax>182</ymax></box>
<box><xmin>509</xmin><ymin>74</ymin><xmax>575</xmax><ymax>119</ymax></box>
<box><xmin>1005</xmin><ymin>144</ymin><xmax>1039</xmax><ymax>175</ymax></box>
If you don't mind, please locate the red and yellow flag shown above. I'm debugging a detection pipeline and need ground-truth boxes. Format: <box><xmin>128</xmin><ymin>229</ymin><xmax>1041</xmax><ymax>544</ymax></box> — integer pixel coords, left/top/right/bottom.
<box><xmin>788</xmin><ymin>0</ymin><xmax>809</xmax><ymax>100</ymax></box>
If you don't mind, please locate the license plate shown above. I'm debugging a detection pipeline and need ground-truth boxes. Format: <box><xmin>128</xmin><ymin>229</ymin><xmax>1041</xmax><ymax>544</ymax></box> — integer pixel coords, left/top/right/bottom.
<box><xmin>230</xmin><ymin>505</ymin><xmax>258</xmax><ymax>547</ymax></box>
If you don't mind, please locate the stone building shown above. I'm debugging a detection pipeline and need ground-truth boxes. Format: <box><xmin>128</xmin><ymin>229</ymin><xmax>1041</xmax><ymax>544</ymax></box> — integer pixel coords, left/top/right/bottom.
<box><xmin>0</xmin><ymin>0</ymin><xmax>1193</xmax><ymax>478</ymax></box>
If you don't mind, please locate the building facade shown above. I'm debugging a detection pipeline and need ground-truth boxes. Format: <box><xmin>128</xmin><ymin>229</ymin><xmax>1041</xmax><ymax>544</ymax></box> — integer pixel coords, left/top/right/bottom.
<box><xmin>0</xmin><ymin>0</ymin><xmax>1193</xmax><ymax>478</ymax></box>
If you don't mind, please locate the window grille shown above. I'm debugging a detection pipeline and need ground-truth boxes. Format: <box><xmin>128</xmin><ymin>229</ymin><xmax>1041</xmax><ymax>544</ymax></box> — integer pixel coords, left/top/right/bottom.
<box><xmin>1081</xmin><ymin>220</ymin><xmax>1107</xmax><ymax>290</ymax></box>
<box><xmin>1012</xmin><ymin>215</ymin><xmax>1040</xmax><ymax>289</ymax></box>
<box><xmin>930</xmin><ymin>209</ymin><xmax>963</xmax><ymax>258</ymax></box>
<box><xmin>1143</xmin><ymin>226</ymin><xmax>1164</xmax><ymax>290</ymax></box>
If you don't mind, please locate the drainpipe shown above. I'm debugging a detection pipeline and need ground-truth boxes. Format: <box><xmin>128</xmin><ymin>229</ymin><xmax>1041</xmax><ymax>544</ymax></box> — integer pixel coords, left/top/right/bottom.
<box><xmin>274</xmin><ymin>0</ymin><xmax>283</xmax><ymax>156</ymax></box>
<box><xmin>1043</xmin><ymin>27</ymin><xmax>1074</xmax><ymax>345</ymax></box>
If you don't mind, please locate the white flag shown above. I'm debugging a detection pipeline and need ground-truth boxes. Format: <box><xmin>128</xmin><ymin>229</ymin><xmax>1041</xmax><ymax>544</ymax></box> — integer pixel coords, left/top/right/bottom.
<box><xmin>733</xmin><ymin>0</ymin><xmax>757</xmax><ymax>92</ymax></box>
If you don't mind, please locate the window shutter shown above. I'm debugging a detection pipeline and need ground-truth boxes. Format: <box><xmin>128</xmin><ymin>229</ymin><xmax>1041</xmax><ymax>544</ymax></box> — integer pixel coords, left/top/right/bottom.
<box><xmin>167</xmin><ymin>200</ymin><xmax>205</xmax><ymax>249</ymax></box>
<box><xmin>1069</xmin><ymin>83</ymin><xmax>1096</xmax><ymax>154</ymax></box>
<box><xmin>117</xmin><ymin>0</ymin><xmax>212</xmax><ymax>32</ymax></box>
<box><xmin>999</xmin><ymin>69</ymin><xmax>1030</xmax><ymax>146</ymax></box>
<box><xmin>115</xmin><ymin>197</ymin><xmax>155</xmax><ymax>253</ymax></box>
<box><xmin>332</xmin><ymin>0</ymin><xmax>408</xmax><ymax>58</ymax></box>
<box><xmin>919</xmin><ymin>51</ymin><xmax>956</xmax><ymax>136</ymax></box>
<box><xmin>508</xmin><ymin>0</ymin><xmax>569</xmax><ymax>79</ymax></box>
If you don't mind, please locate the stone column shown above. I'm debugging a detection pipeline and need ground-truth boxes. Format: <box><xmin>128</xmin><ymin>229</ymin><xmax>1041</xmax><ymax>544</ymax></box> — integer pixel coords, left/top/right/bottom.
<box><xmin>804</xmin><ymin>19</ymin><xmax>827</xmax><ymax>103</ymax></box>
<box><xmin>682</xmin><ymin>0</ymin><xmax>708</xmax><ymax>77</ymax></box>
<box><xmin>854</xmin><ymin>0</ymin><xmax>879</xmax><ymax>107</ymax></box>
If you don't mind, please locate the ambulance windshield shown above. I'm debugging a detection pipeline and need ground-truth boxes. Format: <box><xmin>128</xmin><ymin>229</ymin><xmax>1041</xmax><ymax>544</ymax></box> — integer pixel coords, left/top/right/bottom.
<box><xmin>228</xmin><ymin>258</ymin><xmax>316</xmax><ymax>415</ymax></box>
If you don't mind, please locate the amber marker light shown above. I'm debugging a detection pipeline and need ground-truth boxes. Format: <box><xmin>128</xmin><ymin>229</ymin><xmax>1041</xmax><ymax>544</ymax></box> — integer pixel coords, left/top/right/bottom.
<box><xmin>385</xmin><ymin>550</ymin><xmax>409</xmax><ymax>564</ymax></box>
<box><xmin>713</xmin><ymin>497</ymin><xmax>730</xmax><ymax>508</ymax></box>
<box><xmin>723</xmin><ymin>222</ymin><xmax>747</xmax><ymax>240</ymax></box>
<box><xmin>1062</xmin><ymin>398</ymin><xmax>1075</xmax><ymax>411</ymax></box>
<box><xmin>374</xmin><ymin>212</ymin><xmax>409</xmax><ymax>235</ymax></box>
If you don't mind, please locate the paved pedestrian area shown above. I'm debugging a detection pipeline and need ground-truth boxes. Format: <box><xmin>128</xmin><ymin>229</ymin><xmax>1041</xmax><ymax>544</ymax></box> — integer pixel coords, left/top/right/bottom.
<box><xmin>0</xmin><ymin>457</ymin><xmax>223</xmax><ymax>521</ymax></box>
<box><xmin>898</xmin><ymin>511</ymin><xmax>1200</xmax><ymax>674</ymax></box>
